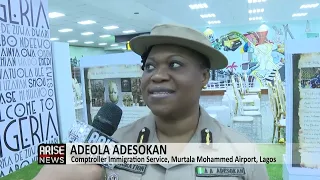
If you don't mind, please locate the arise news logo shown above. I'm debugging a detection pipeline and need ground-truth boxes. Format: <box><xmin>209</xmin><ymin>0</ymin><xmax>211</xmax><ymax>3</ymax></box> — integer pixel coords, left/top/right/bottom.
<box><xmin>38</xmin><ymin>144</ymin><xmax>66</xmax><ymax>164</ymax></box>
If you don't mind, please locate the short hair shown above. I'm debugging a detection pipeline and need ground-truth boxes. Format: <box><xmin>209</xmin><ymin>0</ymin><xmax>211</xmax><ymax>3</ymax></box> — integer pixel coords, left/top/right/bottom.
<box><xmin>140</xmin><ymin>46</ymin><xmax>153</xmax><ymax>71</ymax></box>
<box><xmin>140</xmin><ymin>46</ymin><xmax>210</xmax><ymax>71</ymax></box>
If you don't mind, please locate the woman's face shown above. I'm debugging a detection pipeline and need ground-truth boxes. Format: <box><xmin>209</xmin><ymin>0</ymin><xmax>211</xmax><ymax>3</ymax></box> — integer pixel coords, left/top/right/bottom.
<box><xmin>140</xmin><ymin>45</ymin><xmax>209</xmax><ymax>117</ymax></box>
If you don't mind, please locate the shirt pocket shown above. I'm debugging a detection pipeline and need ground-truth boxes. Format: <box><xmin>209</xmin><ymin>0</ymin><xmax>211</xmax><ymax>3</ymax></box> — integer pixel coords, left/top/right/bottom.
<box><xmin>106</xmin><ymin>168</ymin><xmax>143</xmax><ymax>180</ymax></box>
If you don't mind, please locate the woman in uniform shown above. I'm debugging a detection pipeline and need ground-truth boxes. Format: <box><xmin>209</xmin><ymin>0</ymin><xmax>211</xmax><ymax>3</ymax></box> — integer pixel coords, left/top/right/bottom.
<box><xmin>34</xmin><ymin>24</ymin><xmax>269</xmax><ymax>180</ymax></box>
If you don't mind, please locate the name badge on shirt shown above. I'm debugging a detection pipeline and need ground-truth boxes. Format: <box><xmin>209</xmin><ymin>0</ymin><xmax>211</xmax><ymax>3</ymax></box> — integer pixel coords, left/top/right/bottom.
<box><xmin>195</xmin><ymin>166</ymin><xmax>246</xmax><ymax>177</ymax></box>
<box><xmin>115</xmin><ymin>164</ymin><xmax>147</xmax><ymax>174</ymax></box>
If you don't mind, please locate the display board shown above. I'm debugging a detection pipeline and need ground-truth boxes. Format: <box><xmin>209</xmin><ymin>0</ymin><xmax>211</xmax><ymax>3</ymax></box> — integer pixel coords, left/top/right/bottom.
<box><xmin>0</xmin><ymin>0</ymin><xmax>60</xmax><ymax>177</ymax></box>
<box><xmin>285</xmin><ymin>39</ymin><xmax>320</xmax><ymax>176</ymax></box>
<box><xmin>83</xmin><ymin>64</ymin><xmax>150</xmax><ymax>127</ymax></box>
<box><xmin>291</xmin><ymin>53</ymin><xmax>320</xmax><ymax>168</ymax></box>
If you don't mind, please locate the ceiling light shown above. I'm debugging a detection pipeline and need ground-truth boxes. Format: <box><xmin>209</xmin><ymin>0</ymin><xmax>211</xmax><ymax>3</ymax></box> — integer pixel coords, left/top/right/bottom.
<box><xmin>123</xmin><ymin>30</ymin><xmax>136</xmax><ymax>34</ymax></box>
<box><xmin>248</xmin><ymin>0</ymin><xmax>266</xmax><ymax>3</ymax></box>
<box><xmin>189</xmin><ymin>3</ymin><xmax>208</xmax><ymax>10</ymax></box>
<box><xmin>81</xmin><ymin>32</ymin><xmax>94</xmax><ymax>36</ymax></box>
<box><xmin>50</xmin><ymin>38</ymin><xmax>59</xmax><ymax>41</ymax></box>
<box><xmin>58</xmin><ymin>29</ymin><xmax>73</xmax><ymax>33</ymax></box>
<box><xmin>292</xmin><ymin>13</ymin><xmax>308</xmax><ymax>17</ymax></box>
<box><xmin>208</xmin><ymin>20</ymin><xmax>221</xmax><ymax>24</ymax></box>
<box><xmin>78</xmin><ymin>20</ymin><xmax>96</xmax><ymax>25</ymax></box>
<box><xmin>99</xmin><ymin>43</ymin><xmax>107</xmax><ymax>46</ymax></box>
<box><xmin>249</xmin><ymin>16</ymin><xmax>263</xmax><ymax>21</ymax></box>
<box><xmin>84</xmin><ymin>41</ymin><xmax>94</xmax><ymax>44</ymax></box>
<box><xmin>100</xmin><ymin>35</ymin><xmax>111</xmax><ymax>38</ymax></box>
<box><xmin>248</xmin><ymin>8</ymin><xmax>264</xmax><ymax>14</ymax></box>
<box><xmin>200</xmin><ymin>14</ymin><xmax>216</xmax><ymax>18</ymax></box>
<box><xmin>67</xmin><ymin>40</ymin><xmax>78</xmax><ymax>43</ymax></box>
<box><xmin>300</xmin><ymin>3</ymin><xmax>319</xmax><ymax>9</ymax></box>
<box><xmin>103</xmin><ymin>26</ymin><xmax>119</xmax><ymax>30</ymax></box>
<box><xmin>49</xmin><ymin>12</ymin><xmax>65</xmax><ymax>18</ymax></box>
<box><xmin>110</xmin><ymin>44</ymin><xmax>118</xmax><ymax>47</ymax></box>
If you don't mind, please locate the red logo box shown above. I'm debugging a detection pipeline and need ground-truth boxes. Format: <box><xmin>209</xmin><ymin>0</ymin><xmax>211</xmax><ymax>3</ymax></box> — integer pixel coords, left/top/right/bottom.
<box><xmin>38</xmin><ymin>144</ymin><xmax>66</xmax><ymax>164</ymax></box>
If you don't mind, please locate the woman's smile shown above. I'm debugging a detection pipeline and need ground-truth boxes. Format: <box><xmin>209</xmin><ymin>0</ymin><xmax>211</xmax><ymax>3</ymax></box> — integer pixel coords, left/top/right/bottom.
<box><xmin>148</xmin><ymin>86</ymin><xmax>176</xmax><ymax>99</ymax></box>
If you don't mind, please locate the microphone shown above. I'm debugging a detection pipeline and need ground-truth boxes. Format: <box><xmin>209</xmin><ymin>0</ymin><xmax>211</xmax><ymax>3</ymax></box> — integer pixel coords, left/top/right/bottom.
<box><xmin>68</xmin><ymin>102</ymin><xmax>122</xmax><ymax>143</ymax></box>
<box><xmin>67</xmin><ymin>102</ymin><xmax>122</xmax><ymax>169</ymax></box>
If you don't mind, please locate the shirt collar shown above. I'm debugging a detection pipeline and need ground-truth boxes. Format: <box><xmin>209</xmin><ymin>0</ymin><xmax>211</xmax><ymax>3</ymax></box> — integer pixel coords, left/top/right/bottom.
<box><xmin>140</xmin><ymin>106</ymin><xmax>222</xmax><ymax>144</ymax></box>
<box><xmin>138</xmin><ymin>106</ymin><xmax>223</xmax><ymax>169</ymax></box>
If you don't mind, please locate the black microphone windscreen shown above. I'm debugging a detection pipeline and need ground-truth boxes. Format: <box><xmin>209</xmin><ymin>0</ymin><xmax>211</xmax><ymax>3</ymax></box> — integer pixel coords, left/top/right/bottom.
<box><xmin>92</xmin><ymin>102</ymin><xmax>123</xmax><ymax>136</ymax></box>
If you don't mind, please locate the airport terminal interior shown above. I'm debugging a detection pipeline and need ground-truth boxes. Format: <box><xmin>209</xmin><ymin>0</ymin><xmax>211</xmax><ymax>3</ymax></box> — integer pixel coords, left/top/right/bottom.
<box><xmin>0</xmin><ymin>0</ymin><xmax>320</xmax><ymax>179</ymax></box>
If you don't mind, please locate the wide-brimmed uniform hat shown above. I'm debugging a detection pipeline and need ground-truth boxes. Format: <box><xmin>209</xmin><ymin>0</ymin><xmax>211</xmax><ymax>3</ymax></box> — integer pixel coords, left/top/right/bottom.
<box><xmin>129</xmin><ymin>24</ymin><xmax>228</xmax><ymax>69</ymax></box>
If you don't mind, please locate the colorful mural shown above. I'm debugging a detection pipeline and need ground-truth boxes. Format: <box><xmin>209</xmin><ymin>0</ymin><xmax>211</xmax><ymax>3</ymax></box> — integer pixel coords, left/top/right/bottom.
<box><xmin>203</xmin><ymin>23</ymin><xmax>293</xmax><ymax>87</ymax></box>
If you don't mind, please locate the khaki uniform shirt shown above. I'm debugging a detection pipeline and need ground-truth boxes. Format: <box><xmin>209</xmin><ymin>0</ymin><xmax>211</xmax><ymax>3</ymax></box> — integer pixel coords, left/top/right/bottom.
<box><xmin>105</xmin><ymin>107</ymin><xmax>269</xmax><ymax>180</ymax></box>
